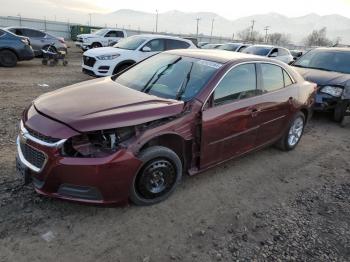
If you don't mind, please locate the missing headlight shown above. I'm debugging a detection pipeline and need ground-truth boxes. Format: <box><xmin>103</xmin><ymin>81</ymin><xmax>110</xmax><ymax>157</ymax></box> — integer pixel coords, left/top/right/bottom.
<box><xmin>61</xmin><ymin>127</ymin><xmax>135</xmax><ymax>158</ymax></box>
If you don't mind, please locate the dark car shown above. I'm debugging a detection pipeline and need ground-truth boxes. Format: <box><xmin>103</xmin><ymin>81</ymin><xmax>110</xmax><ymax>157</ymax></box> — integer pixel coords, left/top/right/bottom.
<box><xmin>5</xmin><ymin>27</ymin><xmax>67</xmax><ymax>56</ymax></box>
<box><xmin>293</xmin><ymin>47</ymin><xmax>350</xmax><ymax>122</ymax></box>
<box><xmin>0</xmin><ymin>29</ymin><xmax>34</xmax><ymax>67</ymax></box>
<box><xmin>16</xmin><ymin>49</ymin><xmax>316</xmax><ymax>206</ymax></box>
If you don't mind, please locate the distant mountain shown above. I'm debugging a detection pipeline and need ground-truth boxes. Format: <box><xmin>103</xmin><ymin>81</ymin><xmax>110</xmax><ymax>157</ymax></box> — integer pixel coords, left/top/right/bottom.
<box><xmin>89</xmin><ymin>10</ymin><xmax>350</xmax><ymax>44</ymax></box>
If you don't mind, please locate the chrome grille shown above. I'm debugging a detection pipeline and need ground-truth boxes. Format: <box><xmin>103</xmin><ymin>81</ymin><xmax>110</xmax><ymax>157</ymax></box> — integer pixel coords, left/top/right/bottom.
<box><xmin>26</xmin><ymin>127</ymin><xmax>60</xmax><ymax>143</ymax></box>
<box><xmin>20</xmin><ymin>141</ymin><xmax>46</xmax><ymax>170</ymax></box>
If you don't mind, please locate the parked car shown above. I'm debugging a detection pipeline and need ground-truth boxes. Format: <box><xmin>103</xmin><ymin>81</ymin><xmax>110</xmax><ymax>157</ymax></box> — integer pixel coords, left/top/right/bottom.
<box><xmin>0</xmin><ymin>28</ymin><xmax>34</xmax><ymax>67</ymax></box>
<box><xmin>201</xmin><ymin>43</ymin><xmax>223</xmax><ymax>49</ymax></box>
<box><xmin>17</xmin><ymin>49</ymin><xmax>316</xmax><ymax>205</ymax></box>
<box><xmin>217</xmin><ymin>42</ymin><xmax>250</xmax><ymax>52</ymax></box>
<box><xmin>198</xmin><ymin>41</ymin><xmax>209</xmax><ymax>48</ymax></box>
<box><xmin>75</xmin><ymin>28</ymin><xmax>127</xmax><ymax>51</ymax></box>
<box><xmin>82</xmin><ymin>34</ymin><xmax>196</xmax><ymax>77</ymax></box>
<box><xmin>243</xmin><ymin>45</ymin><xmax>294</xmax><ymax>64</ymax></box>
<box><xmin>293</xmin><ymin>47</ymin><xmax>350</xmax><ymax>123</ymax></box>
<box><xmin>5</xmin><ymin>27</ymin><xmax>67</xmax><ymax>57</ymax></box>
<box><xmin>290</xmin><ymin>49</ymin><xmax>305</xmax><ymax>61</ymax></box>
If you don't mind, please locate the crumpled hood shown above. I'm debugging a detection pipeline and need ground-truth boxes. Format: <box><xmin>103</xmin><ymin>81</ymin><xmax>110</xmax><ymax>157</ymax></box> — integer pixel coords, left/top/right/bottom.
<box><xmin>84</xmin><ymin>47</ymin><xmax>131</xmax><ymax>57</ymax></box>
<box><xmin>34</xmin><ymin>77</ymin><xmax>184</xmax><ymax>132</ymax></box>
<box><xmin>293</xmin><ymin>67</ymin><xmax>350</xmax><ymax>87</ymax></box>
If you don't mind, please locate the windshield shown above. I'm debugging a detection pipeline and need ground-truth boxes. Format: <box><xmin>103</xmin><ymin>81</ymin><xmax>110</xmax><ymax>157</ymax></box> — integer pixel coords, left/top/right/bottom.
<box><xmin>218</xmin><ymin>43</ymin><xmax>240</xmax><ymax>51</ymax></box>
<box><xmin>243</xmin><ymin>46</ymin><xmax>271</xmax><ymax>56</ymax></box>
<box><xmin>113</xmin><ymin>36</ymin><xmax>147</xmax><ymax>50</ymax></box>
<box><xmin>93</xmin><ymin>29</ymin><xmax>107</xmax><ymax>36</ymax></box>
<box><xmin>294</xmin><ymin>49</ymin><xmax>350</xmax><ymax>74</ymax></box>
<box><xmin>114</xmin><ymin>53</ymin><xmax>221</xmax><ymax>101</ymax></box>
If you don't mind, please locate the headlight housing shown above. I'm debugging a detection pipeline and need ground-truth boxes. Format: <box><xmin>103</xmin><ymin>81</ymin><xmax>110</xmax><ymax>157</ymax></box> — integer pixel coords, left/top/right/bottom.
<box><xmin>61</xmin><ymin>127</ymin><xmax>135</xmax><ymax>158</ymax></box>
<box><xmin>96</xmin><ymin>54</ymin><xmax>120</xmax><ymax>60</ymax></box>
<box><xmin>320</xmin><ymin>86</ymin><xmax>344</xmax><ymax>97</ymax></box>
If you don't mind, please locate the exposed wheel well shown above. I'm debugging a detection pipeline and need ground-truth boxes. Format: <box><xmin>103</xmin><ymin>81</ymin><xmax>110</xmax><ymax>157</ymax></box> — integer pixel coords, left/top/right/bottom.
<box><xmin>139</xmin><ymin>134</ymin><xmax>192</xmax><ymax>171</ymax></box>
<box><xmin>113</xmin><ymin>60</ymin><xmax>136</xmax><ymax>74</ymax></box>
<box><xmin>300</xmin><ymin>108</ymin><xmax>308</xmax><ymax>121</ymax></box>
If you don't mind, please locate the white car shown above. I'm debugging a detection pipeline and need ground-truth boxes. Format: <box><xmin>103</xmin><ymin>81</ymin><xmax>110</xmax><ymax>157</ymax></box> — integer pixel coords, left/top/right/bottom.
<box><xmin>75</xmin><ymin>28</ymin><xmax>127</xmax><ymax>50</ymax></box>
<box><xmin>82</xmin><ymin>34</ymin><xmax>197</xmax><ymax>77</ymax></box>
<box><xmin>243</xmin><ymin>45</ymin><xmax>294</xmax><ymax>64</ymax></box>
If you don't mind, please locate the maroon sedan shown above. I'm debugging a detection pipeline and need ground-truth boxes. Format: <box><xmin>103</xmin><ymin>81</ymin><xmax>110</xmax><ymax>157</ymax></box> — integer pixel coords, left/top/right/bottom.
<box><xmin>16</xmin><ymin>49</ymin><xmax>316</xmax><ymax>205</ymax></box>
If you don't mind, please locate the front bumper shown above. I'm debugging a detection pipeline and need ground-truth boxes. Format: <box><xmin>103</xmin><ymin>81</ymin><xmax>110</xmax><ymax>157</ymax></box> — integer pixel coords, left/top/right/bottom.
<box><xmin>82</xmin><ymin>59</ymin><xmax>115</xmax><ymax>77</ymax></box>
<box><xmin>16</xmin><ymin>120</ymin><xmax>142</xmax><ymax>205</ymax></box>
<box><xmin>314</xmin><ymin>92</ymin><xmax>341</xmax><ymax>111</ymax></box>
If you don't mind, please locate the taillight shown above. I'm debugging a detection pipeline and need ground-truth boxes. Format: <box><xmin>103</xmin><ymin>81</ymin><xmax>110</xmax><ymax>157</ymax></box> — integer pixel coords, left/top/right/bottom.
<box><xmin>21</xmin><ymin>38</ymin><xmax>29</xmax><ymax>45</ymax></box>
<box><xmin>58</xmin><ymin>38</ymin><xmax>65</xmax><ymax>44</ymax></box>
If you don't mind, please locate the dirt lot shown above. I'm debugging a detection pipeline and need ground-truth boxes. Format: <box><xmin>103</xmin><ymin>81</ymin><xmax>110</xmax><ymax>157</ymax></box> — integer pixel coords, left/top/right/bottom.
<box><xmin>0</xmin><ymin>45</ymin><xmax>349</xmax><ymax>262</ymax></box>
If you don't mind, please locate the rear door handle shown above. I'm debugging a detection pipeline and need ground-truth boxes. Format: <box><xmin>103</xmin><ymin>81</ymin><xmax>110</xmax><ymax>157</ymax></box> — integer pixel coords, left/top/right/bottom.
<box><xmin>250</xmin><ymin>108</ymin><xmax>260</xmax><ymax>117</ymax></box>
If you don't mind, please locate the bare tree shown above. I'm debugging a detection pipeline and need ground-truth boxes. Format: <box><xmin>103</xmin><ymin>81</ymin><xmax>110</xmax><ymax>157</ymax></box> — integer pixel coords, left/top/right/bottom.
<box><xmin>268</xmin><ymin>33</ymin><xmax>290</xmax><ymax>45</ymax></box>
<box><xmin>304</xmin><ymin>27</ymin><xmax>332</xmax><ymax>47</ymax></box>
<box><xmin>238</xmin><ymin>27</ymin><xmax>263</xmax><ymax>43</ymax></box>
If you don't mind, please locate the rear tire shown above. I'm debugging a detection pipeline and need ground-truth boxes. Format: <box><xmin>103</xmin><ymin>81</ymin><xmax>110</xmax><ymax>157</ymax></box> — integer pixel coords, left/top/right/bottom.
<box><xmin>130</xmin><ymin>146</ymin><xmax>182</xmax><ymax>206</ymax></box>
<box><xmin>276</xmin><ymin>112</ymin><xmax>305</xmax><ymax>151</ymax></box>
<box><xmin>0</xmin><ymin>50</ymin><xmax>17</xmax><ymax>67</ymax></box>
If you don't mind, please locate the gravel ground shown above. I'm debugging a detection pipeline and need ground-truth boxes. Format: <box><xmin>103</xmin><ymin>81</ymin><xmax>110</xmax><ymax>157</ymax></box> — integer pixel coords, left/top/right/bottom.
<box><xmin>0</xmin><ymin>44</ymin><xmax>349</xmax><ymax>262</ymax></box>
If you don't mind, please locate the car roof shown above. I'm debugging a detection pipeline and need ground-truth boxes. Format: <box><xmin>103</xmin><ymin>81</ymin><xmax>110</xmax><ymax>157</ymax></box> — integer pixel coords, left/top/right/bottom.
<box><xmin>129</xmin><ymin>34</ymin><xmax>193</xmax><ymax>43</ymax></box>
<box><xmin>164</xmin><ymin>49</ymin><xmax>275</xmax><ymax>64</ymax></box>
<box><xmin>313</xmin><ymin>47</ymin><xmax>350</xmax><ymax>52</ymax></box>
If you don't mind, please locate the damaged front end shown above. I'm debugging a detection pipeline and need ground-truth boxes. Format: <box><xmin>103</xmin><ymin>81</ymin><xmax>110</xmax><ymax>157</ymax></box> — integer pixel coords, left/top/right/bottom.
<box><xmin>61</xmin><ymin>126</ymin><xmax>136</xmax><ymax>158</ymax></box>
<box><xmin>316</xmin><ymin>85</ymin><xmax>350</xmax><ymax>122</ymax></box>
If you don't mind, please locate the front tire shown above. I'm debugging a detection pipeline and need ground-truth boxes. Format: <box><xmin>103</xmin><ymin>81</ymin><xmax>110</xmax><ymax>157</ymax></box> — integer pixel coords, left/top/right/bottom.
<box><xmin>91</xmin><ymin>42</ymin><xmax>102</xmax><ymax>49</ymax></box>
<box><xmin>0</xmin><ymin>50</ymin><xmax>17</xmax><ymax>67</ymax></box>
<box><xmin>130</xmin><ymin>146</ymin><xmax>182</xmax><ymax>206</ymax></box>
<box><xmin>276</xmin><ymin>112</ymin><xmax>305</xmax><ymax>151</ymax></box>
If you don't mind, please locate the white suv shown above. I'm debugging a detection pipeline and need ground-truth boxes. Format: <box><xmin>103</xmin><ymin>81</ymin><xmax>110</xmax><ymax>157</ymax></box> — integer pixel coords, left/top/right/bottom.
<box><xmin>76</xmin><ymin>28</ymin><xmax>127</xmax><ymax>51</ymax></box>
<box><xmin>242</xmin><ymin>45</ymin><xmax>294</xmax><ymax>64</ymax></box>
<box><xmin>82</xmin><ymin>34</ymin><xmax>197</xmax><ymax>77</ymax></box>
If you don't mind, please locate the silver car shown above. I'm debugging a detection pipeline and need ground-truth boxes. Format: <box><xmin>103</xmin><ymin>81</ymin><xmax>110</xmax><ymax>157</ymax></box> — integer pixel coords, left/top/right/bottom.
<box><xmin>5</xmin><ymin>27</ymin><xmax>67</xmax><ymax>56</ymax></box>
<box><xmin>243</xmin><ymin>45</ymin><xmax>294</xmax><ymax>64</ymax></box>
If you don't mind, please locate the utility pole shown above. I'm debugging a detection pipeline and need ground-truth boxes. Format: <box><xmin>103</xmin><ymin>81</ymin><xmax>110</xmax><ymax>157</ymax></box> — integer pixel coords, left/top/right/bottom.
<box><xmin>17</xmin><ymin>13</ymin><xmax>22</xmax><ymax>26</ymax></box>
<box><xmin>250</xmin><ymin>19</ymin><xmax>256</xmax><ymax>42</ymax></box>
<box><xmin>155</xmin><ymin>10</ymin><xmax>159</xmax><ymax>33</ymax></box>
<box><xmin>264</xmin><ymin>26</ymin><xmax>270</xmax><ymax>43</ymax></box>
<box><xmin>210</xmin><ymin>18</ymin><xmax>215</xmax><ymax>39</ymax></box>
<box><xmin>195</xmin><ymin>17</ymin><xmax>201</xmax><ymax>39</ymax></box>
<box><xmin>88</xmin><ymin>13</ymin><xmax>92</xmax><ymax>26</ymax></box>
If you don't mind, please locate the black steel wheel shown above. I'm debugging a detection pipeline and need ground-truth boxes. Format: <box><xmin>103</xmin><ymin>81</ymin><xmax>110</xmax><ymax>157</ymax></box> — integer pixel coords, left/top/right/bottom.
<box><xmin>130</xmin><ymin>146</ymin><xmax>182</xmax><ymax>205</ymax></box>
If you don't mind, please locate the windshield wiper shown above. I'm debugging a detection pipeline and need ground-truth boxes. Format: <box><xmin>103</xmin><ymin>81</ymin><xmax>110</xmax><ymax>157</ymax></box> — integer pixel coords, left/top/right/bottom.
<box><xmin>294</xmin><ymin>64</ymin><xmax>334</xmax><ymax>72</ymax></box>
<box><xmin>142</xmin><ymin>57</ymin><xmax>182</xmax><ymax>94</ymax></box>
<box><xmin>175</xmin><ymin>62</ymin><xmax>194</xmax><ymax>100</ymax></box>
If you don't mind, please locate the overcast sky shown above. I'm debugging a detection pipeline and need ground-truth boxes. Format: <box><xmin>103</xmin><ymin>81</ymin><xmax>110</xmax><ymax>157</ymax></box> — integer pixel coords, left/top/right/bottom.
<box><xmin>1</xmin><ymin>0</ymin><xmax>350</xmax><ymax>20</ymax></box>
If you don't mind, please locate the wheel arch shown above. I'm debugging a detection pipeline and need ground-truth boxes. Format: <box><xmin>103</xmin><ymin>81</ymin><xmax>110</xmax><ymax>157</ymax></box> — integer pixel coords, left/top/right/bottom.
<box><xmin>137</xmin><ymin>133</ymin><xmax>192</xmax><ymax>171</ymax></box>
<box><xmin>0</xmin><ymin>48</ymin><xmax>19</xmax><ymax>59</ymax></box>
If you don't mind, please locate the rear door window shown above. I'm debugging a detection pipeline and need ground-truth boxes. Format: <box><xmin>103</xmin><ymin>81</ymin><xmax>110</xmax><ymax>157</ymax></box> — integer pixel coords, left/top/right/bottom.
<box><xmin>260</xmin><ymin>63</ymin><xmax>284</xmax><ymax>92</ymax></box>
<box><xmin>105</xmin><ymin>31</ymin><xmax>124</xmax><ymax>37</ymax></box>
<box><xmin>166</xmin><ymin>39</ymin><xmax>190</xmax><ymax>50</ymax></box>
<box><xmin>23</xmin><ymin>29</ymin><xmax>46</xmax><ymax>38</ymax></box>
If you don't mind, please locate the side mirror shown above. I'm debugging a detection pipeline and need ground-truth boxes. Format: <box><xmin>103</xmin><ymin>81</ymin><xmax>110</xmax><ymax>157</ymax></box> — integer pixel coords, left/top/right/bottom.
<box><xmin>142</xmin><ymin>46</ymin><xmax>152</xmax><ymax>52</ymax></box>
<box><xmin>269</xmin><ymin>52</ymin><xmax>278</xmax><ymax>58</ymax></box>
